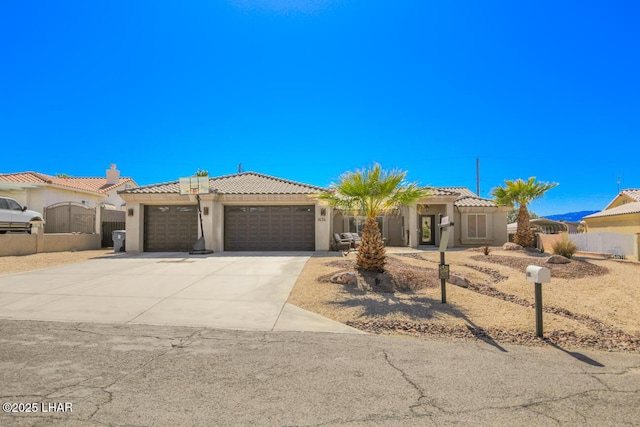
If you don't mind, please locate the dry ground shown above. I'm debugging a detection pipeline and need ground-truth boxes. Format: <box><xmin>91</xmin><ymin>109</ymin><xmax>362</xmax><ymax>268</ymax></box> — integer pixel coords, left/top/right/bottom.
<box><xmin>289</xmin><ymin>248</ymin><xmax>640</xmax><ymax>353</ymax></box>
<box><xmin>0</xmin><ymin>249</ymin><xmax>116</xmax><ymax>275</ymax></box>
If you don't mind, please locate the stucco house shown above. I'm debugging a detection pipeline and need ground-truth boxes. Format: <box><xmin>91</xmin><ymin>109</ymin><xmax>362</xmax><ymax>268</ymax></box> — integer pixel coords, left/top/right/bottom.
<box><xmin>583</xmin><ymin>189</ymin><xmax>640</xmax><ymax>234</ymax></box>
<box><xmin>0</xmin><ymin>165</ymin><xmax>137</xmax><ymax>236</ymax></box>
<box><xmin>119</xmin><ymin>171</ymin><xmax>509</xmax><ymax>253</ymax></box>
<box><xmin>0</xmin><ymin>165</ymin><xmax>137</xmax><ymax>212</ymax></box>
<box><xmin>577</xmin><ymin>190</ymin><xmax>640</xmax><ymax>260</ymax></box>
<box><xmin>332</xmin><ymin>187</ymin><xmax>508</xmax><ymax>248</ymax></box>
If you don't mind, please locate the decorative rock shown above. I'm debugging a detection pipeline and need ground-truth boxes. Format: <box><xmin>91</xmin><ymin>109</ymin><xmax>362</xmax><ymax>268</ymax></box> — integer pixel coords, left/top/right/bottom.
<box><xmin>330</xmin><ymin>272</ymin><xmax>358</xmax><ymax>286</ymax></box>
<box><xmin>502</xmin><ymin>242</ymin><xmax>523</xmax><ymax>251</ymax></box>
<box><xmin>448</xmin><ymin>274</ymin><xmax>471</xmax><ymax>288</ymax></box>
<box><xmin>546</xmin><ymin>255</ymin><xmax>571</xmax><ymax>264</ymax></box>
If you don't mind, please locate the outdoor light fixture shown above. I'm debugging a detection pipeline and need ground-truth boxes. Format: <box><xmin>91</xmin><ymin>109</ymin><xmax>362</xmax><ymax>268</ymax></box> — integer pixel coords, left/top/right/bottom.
<box><xmin>127</xmin><ymin>208</ymin><xmax>134</xmax><ymax>216</ymax></box>
<box><xmin>320</xmin><ymin>207</ymin><xmax>326</xmax><ymax>216</ymax></box>
<box><xmin>203</xmin><ymin>207</ymin><xmax>209</xmax><ymax>215</ymax></box>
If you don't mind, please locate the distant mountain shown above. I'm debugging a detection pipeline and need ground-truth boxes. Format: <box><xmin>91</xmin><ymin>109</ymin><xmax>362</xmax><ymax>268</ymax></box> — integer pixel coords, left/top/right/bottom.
<box><xmin>545</xmin><ymin>211</ymin><xmax>599</xmax><ymax>222</ymax></box>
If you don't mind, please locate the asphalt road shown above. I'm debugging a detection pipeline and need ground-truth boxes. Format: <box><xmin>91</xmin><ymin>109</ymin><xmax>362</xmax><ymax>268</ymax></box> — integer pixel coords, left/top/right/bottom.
<box><xmin>1</xmin><ymin>320</ymin><xmax>639</xmax><ymax>426</ymax></box>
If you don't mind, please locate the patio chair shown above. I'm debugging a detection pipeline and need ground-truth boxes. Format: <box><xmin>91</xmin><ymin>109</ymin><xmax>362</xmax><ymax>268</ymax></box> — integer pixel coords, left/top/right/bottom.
<box><xmin>332</xmin><ymin>233</ymin><xmax>351</xmax><ymax>252</ymax></box>
<box><xmin>341</xmin><ymin>232</ymin><xmax>361</xmax><ymax>249</ymax></box>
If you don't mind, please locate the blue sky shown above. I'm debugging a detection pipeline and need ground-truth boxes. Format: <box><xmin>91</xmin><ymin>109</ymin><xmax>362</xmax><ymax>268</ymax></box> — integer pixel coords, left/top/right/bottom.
<box><xmin>1</xmin><ymin>1</ymin><xmax>638</xmax><ymax>216</ymax></box>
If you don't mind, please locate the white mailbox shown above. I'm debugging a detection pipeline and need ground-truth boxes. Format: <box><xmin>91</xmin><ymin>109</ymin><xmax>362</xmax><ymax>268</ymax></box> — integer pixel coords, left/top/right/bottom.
<box><xmin>526</xmin><ymin>265</ymin><xmax>551</xmax><ymax>283</ymax></box>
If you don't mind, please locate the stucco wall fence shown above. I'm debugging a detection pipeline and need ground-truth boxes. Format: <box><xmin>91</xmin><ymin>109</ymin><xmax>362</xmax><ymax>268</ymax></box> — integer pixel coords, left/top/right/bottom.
<box><xmin>537</xmin><ymin>233</ymin><xmax>565</xmax><ymax>254</ymax></box>
<box><xmin>0</xmin><ymin>231</ymin><xmax>101</xmax><ymax>257</ymax></box>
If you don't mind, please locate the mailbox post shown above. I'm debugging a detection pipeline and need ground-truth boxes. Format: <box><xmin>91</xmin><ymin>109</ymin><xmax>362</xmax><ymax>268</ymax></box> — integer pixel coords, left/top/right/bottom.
<box><xmin>526</xmin><ymin>265</ymin><xmax>551</xmax><ymax>337</ymax></box>
<box><xmin>438</xmin><ymin>215</ymin><xmax>454</xmax><ymax>304</ymax></box>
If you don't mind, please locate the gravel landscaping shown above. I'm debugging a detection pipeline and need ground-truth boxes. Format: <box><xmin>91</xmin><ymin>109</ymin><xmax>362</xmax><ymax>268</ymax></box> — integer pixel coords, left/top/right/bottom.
<box><xmin>289</xmin><ymin>247</ymin><xmax>640</xmax><ymax>353</ymax></box>
<box><xmin>0</xmin><ymin>249</ymin><xmax>116</xmax><ymax>275</ymax></box>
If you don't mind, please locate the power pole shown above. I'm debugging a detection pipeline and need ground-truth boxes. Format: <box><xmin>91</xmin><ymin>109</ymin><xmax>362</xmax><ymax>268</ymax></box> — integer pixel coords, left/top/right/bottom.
<box><xmin>476</xmin><ymin>157</ymin><xmax>480</xmax><ymax>196</ymax></box>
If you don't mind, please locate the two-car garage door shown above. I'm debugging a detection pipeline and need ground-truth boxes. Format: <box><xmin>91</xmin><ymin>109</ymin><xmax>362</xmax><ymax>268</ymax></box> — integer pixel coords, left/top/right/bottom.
<box><xmin>224</xmin><ymin>205</ymin><xmax>315</xmax><ymax>251</ymax></box>
<box><xmin>144</xmin><ymin>204</ymin><xmax>315</xmax><ymax>251</ymax></box>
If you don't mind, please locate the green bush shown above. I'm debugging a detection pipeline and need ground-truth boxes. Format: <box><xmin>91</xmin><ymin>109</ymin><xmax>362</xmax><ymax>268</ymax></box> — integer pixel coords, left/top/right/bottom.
<box><xmin>551</xmin><ymin>235</ymin><xmax>578</xmax><ymax>259</ymax></box>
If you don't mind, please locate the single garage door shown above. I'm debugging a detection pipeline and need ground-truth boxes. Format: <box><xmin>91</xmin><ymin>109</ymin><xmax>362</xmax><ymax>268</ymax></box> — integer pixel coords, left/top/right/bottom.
<box><xmin>225</xmin><ymin>205</ymin><xmax>315</xmax><ymax>251</ymax></box>
<box><xmin>144</xmin><ymin>205</ymin><xmax>198</xmax><ymax>252</ymax></box>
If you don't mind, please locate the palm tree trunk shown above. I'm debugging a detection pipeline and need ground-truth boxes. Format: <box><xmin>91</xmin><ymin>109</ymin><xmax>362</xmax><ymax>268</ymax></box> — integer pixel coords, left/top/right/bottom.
<box><xmin>514</xmin><ymin>204</ymin><xmax>535</xmax><ymax>247</ymax></box>
<box><xmin>356</xmin><ymin>217</ymin><xmax>386</xmax><ymax>272</ymax></box>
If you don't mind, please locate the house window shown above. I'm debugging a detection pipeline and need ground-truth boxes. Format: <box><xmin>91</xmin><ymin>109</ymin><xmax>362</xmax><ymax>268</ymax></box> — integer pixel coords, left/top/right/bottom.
<box><xmin>467</xmin><ymin>214</ymin><xmax>487</xmax><ymax>239</ymax></box>
<box><xmin>348</xmin><ymin>216</ymin><xmax>383</xmax><ymax>235</ymax></box>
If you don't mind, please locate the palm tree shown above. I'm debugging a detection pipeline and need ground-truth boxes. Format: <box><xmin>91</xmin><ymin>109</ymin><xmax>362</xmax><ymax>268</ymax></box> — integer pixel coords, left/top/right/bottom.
<box><xmin>491</xmin><ymin>177</ymin><xmax>558</xmax><ymax>248</ymax></box>
<box><xmin>319</xmin><ymin>163</ymin><xmax>428</xmax><ymax>272</ymax></box>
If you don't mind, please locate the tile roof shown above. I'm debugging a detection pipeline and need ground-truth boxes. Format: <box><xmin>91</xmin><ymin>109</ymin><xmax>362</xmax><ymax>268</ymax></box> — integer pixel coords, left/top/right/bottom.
<box><xmin>425</xmin><ymin>188</ymin><xmax>460</xmax><ymax>197</ymax></box>
<box><xmin>120</xmin><ymin>175</ymin><xmax>499</xmax><ymax>208</ymax></box>
<box><xmin>437</xmin><ymin>187</ymin><xmax>479</xmax><ymax>198</ymax></box>
<box><xmin>453</xmin><ymin>196</ymin><xmax>498</xmax><ymax>207</ymax></box>
<box><xmin>584</xmin><ymin>201</ymin><xmax>640</xmax><ymax>219</ymax></box>
<box><xmin>0</xmin><ymin>172</ymin><xmax>134</xmax><ymax>194</ymax></box>
<box><xmin>621</xmin><ymin>189</ymin><xmax>640</xmax><ymax>202</ymax></box>
<box><xmin>120</xmin><ymin>172</ymin><xmax>326</xmax><ymax>195</ymax></box>
<box><xmin>431</xmin><ymin>187</ymin><xmax>498</xmax><ymax>207</ymax></box>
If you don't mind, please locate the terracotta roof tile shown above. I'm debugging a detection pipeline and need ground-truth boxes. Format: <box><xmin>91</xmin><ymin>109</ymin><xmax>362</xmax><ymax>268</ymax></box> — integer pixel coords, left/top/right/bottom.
<box><xmin>0</xmin><ymin>172</ymin><xmax>53</xmax><ymax>185</ymax></box>
<box><xmin>121</xmin><ymin>172</ymin><xmax>326</xmax><ymax>195</ymax></box>
<box><xmin>0</xmin><ymin>172</ymin><xmax>135</xmax><ymax>194</ymax></box>
<box><xmin>64</xmin><ymin>177</ymin><xmax>135</xmax><ymax>193</ymax></box>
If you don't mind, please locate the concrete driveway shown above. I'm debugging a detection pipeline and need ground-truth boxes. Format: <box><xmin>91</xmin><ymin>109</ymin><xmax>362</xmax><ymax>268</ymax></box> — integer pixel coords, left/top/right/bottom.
<box><xmin>0</xmin><ymin>252</ymin><xmax>360</xmax><ymax>333</ymax></box>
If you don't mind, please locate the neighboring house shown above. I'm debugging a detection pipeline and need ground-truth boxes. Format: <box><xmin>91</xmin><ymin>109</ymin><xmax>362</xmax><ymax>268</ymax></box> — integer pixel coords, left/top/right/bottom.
<box><xmin>0</xmin><ymin>165</ymin><xmax>137</xmax><ymax>213</ymax></box>
<box><xmin>561</xmin><ymin>221</ymin><xmax>581</xmax><ymax>234</ymax></box>
<box><xmin>577</xmin><ymin>190</ymin><xmax>640</xmax><ymax>260</ymax></box>
<box><xmin>507</xmin><ymin>218</ymin><xmax>568</xmax><ymax>235</ymax></box>
<box><xmin>119</xmin><ymin>172</ymin><xmax>510</xmax><ymax>253</ymax></box>
<box><xmin>583</xmin><ymin>189</ymin><xmax>640</xmax><ymax>234</ymax></box>
<box><xmin>0</xmin><ymin>165</ymin><xmax>138</xmax><ymax>236</ymax></box>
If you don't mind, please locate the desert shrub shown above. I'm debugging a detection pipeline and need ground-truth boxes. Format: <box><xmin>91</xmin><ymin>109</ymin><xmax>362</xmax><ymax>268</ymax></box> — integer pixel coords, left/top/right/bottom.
<box><xmin>392</xmin><ymin>269</ymin><xmax>423</xmax><ymax>292</ymax></box>
<box><xmin>551</xmin><ymin>235</ymin><xmax>578</xmax><ymax>259</ymax></box>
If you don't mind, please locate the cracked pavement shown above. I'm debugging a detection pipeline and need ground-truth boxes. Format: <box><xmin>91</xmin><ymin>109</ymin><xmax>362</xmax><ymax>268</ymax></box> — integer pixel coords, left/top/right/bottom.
<box><xmin>1</xmin><ymin>320</ymin><xmax>639</xmax><ymax>426</ymax></box>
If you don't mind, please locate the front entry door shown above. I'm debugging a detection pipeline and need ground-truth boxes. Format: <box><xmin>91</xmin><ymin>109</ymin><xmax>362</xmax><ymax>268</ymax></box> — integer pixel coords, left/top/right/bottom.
<box><xmin>420</xmin><ymin>215</ymin><xmax>435</xmax><ymax>245</ymax></box>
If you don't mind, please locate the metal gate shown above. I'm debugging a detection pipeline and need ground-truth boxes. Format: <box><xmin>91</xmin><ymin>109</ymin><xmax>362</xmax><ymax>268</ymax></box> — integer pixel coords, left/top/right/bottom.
<box><xmin>44</xmin><ymin>202</ymin><xmax>95</xmax><ymax>233</ymax></box>
<box><xmin>101</xmin><ymin>207</ymin><xmax>126</xmax><ymax>247</ymax></box>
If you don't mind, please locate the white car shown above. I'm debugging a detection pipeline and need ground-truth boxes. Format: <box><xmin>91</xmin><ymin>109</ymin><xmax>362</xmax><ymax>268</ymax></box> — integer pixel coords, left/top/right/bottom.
<box><xmin>0</xmin><ymin>197</ymin><xmax>45</xmax><ymax>234</ymax></box>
